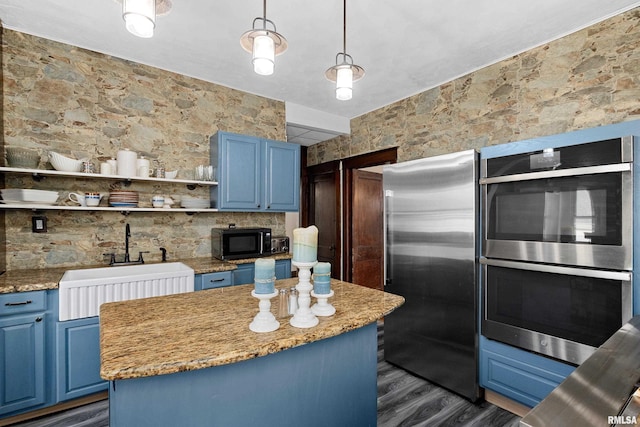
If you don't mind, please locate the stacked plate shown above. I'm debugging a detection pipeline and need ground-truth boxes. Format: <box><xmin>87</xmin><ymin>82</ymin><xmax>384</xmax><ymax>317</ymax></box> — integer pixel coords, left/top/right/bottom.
<box><xmin>109</xmin><ymin>191</ymin><xmax>139</xmax><ymax>208</ymax></box>
<box><xmin>181</xmin><ymin>195</ymin><xmax>209</xmax><ymax>209</ymax></box>
<box><xmin>1</xmin><ymin>189</ymin><xmax>59</xmax><ymax>205</ymax></box>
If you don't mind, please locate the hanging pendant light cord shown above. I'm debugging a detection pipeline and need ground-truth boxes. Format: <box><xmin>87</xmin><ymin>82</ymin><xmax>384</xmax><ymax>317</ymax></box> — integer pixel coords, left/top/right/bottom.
<box><xmin>342</xmin><ymin>0</ymin><xmax>347</xmax><ymax>54</ymax></box>
<box><xmin>262</xmin><ymin>0</ymin><xmax>267</xmax><ymax>29</ymax></box>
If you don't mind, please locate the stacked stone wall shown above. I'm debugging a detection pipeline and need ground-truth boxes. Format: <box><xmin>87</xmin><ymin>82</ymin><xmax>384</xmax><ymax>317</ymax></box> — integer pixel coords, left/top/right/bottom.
<box><xmin>2</xmin><ymin>29</ymin><xmax>286</xmax><ymax>269</ymax></box>
<box><xmin>308</xmin><ymin>8</ymin><xmax>640</xmax><ymax>165</ymax></box>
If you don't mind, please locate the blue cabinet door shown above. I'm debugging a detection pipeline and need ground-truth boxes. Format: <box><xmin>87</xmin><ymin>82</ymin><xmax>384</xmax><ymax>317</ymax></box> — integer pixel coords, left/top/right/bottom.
<box><xmin>0</xmin><ymin>313</ymin><xmax>46</xmax><ymax>415</ymax></box>
<box><xmin>479</xmin><ymin>336</ymin><xmax>575</xmax><ymax>407</ymax></box>
<box><xmin>216</xmin><ymin>132</ymin><xmax>262</xmax><ymax>210</ymax></box>
<box><xmin>56</xmin><ymin>317</ymin><xmax>107</xmax><ymax>401</ymax></box>
<box><xmin>233</xmin><ymin>264</ymin><xmax>255</xmax><ymax>285</ymax></box>
<box><xmin>264</xmin><ymin>140</ymin><xmax>300</xmax><ymax>212</ymax></box>
<box><xmin>275</xmin><ymin>259</ymin><xmax>292</xmax><ymax>279</ymax></box>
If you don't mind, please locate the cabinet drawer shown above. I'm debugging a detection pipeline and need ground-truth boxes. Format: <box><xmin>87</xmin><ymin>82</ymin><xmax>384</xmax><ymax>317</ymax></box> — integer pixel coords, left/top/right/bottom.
<box><xmin>0</xmin><ymin>291</ymin><xmax>46</xmax><ymax>316</ymax></box>
<box><xmin>479</xmin><ymin>337</ymin><xmax>574</xmax><ymax>407</ymax></box>
<box><xmin>200</xmin><ymin>271</ymin><xmax>233</xmax><ymax>290</ymax></box>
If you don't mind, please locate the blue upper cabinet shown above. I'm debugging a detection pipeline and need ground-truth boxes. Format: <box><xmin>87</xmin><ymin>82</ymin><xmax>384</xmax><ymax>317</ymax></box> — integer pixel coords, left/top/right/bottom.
<box><xmin>211</xmin><ymin>132</ymin><xmax>300</xmax><ymax>212</ymax></box>
<box><xmin>216</xmin><ymin>133</ymin><xmax>262</xmax><ymax>210</ymax></box>
<box><xmin>264</xmin><ymin>140</ymin><xmax>300</xmax><ymax>211</ymax></box>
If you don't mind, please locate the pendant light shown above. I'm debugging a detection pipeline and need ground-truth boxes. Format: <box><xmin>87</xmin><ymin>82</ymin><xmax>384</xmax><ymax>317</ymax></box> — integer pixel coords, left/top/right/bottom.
<box><xmin>122</xmin><ymin>0</ymin><xmax>156</xmax><ymax>38</ymax></box>
<box><xmin>325</xmin><ymin>0</ymin><xmax>365</xmax><ymax>101</ymax></box>
<box><xmin>240</xmin><ymin>0</ymin><xmax>288</xmax><ymax>76</ymax></box>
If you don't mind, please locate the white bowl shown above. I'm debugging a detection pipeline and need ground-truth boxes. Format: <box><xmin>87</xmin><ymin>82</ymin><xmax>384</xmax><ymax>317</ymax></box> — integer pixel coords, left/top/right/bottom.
<box><xmin>165</xmin><ymin>170</ymin><xmax>178</xmax><ymax>179</ymax></box>
<box><xmin>48</xmin><ymin>151</ymin><xmax>85</xmax><ymax>172</ymax></box>
<box><xmin>1</xmin><ymin>189</ymin><xmax>59</xmax><ymax>204</ymax></box>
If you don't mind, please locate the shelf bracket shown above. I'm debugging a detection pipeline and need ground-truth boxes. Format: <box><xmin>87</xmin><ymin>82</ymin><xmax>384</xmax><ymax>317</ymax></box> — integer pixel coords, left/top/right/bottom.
<box><xmin>120</xmin><ymin>179</ymin><xmax>132</xmax><ymax>187</ymax></box>
<box><xmin>186</xmin><ymin>184</ymin><xmax>197</xmax><ymax>190</ymax></box>
<box><xmin>119</xmin><ymin>210</ymin><xmax>131</xmax><ymax>216</ymax></box>
<box><xmin>31</xmin><ymin>173</ymin><xmax>45</xmax><ymax>182</ymax></box>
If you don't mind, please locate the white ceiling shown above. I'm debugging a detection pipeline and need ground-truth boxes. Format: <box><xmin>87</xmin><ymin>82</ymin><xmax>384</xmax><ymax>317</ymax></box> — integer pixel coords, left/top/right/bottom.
<box><xmin>2</xmin><ymin>0</ymin><xmax>640</xmax><ymax>145</ymax></box>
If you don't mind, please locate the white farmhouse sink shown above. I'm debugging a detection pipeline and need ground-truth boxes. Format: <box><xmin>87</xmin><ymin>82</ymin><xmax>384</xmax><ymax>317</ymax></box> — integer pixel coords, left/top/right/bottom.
<box><xmin>58</xmin><ymin>262</ymin><xmax>194</xmax><ymax>321</ymax></box>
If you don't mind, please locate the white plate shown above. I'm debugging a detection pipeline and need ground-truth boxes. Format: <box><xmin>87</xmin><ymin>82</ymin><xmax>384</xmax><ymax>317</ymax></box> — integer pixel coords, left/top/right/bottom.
<box><xmin>0</xmin><ymin>199</ymin><xmax>57</xmax><ymax>206</ymax></box>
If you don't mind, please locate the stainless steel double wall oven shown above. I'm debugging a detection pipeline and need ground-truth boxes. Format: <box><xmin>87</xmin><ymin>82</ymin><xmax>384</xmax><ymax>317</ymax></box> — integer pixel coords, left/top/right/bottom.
<box><xmin>480</xmin><ymin>136</ymin><xmax>634</xmax><ymax>365</ymax></box>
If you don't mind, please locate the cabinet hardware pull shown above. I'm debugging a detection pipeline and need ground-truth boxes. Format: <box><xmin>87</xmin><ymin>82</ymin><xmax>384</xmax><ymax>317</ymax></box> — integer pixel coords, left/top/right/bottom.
<box><xmin>5</xmin><ymin>300</ymin><xmax>32</xmax><ymax>306</ymax></box>
<box><xmin>210</xmin><ymin>278</ymin><xmax>225</xmax><ymax>282</ymax></box>
<box><xmin>35</xmin><ymin>317</ymin><xmax>43</xmax><ymax>322</ymax></box>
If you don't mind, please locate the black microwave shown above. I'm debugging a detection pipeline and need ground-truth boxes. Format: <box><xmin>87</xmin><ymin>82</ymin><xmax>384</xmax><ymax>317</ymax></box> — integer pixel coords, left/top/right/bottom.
<box><xmin>211</xmin><ymin>228</ymin><xmax>272</xmax><ymax>260</ymax></box>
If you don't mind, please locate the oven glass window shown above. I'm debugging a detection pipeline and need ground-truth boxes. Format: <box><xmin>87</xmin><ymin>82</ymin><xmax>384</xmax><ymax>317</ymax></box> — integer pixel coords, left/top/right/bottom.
<box><xmin>486</xmin><ymin>173</ymin><xmax>622</xmax><ymax>245</ymax></box>
<box><xmin>485</xmin><ymin>266</ymin><xmax>623</xmax><ymax>347</ymax></box>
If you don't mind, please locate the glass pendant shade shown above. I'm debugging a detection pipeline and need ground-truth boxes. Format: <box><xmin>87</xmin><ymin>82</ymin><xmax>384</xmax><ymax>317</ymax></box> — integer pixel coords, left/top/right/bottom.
<box><xmin>240</xmin><ymin>1</ymin><xmax>288</xmax><ymax>76</ymax></box>
<box><xmin>252</xmin><ymin>34</ymin><xmax>276</xmax><ymax>76</ymax></box>
<box><xmin>325</xmin><ymin>0</ymin><xmax>364</xmax><ymax>100</ymax></box>
<box><xmin>335</xmin><ymin>66</ymin><xmax>353</xmax><ymax>101</ymax></box>
<box><xmin>123</xmin><ymin>0</ymin><xmax>156</xmax><ymax>38</ymax></box>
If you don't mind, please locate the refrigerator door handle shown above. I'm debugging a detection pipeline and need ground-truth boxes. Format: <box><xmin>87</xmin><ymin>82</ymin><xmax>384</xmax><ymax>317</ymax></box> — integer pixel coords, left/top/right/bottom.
<box><xmin>384</xmin><ymin>189</ymin><xmax>393</xmax><ymax>287</ymax></box>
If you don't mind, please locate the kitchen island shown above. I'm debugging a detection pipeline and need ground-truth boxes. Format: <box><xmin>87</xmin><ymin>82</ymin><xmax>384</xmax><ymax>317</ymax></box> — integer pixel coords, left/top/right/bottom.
<box><xmin>100</xmin><ymin>278</ymin><xmax>404</xmax><ymax>427</ymax></box>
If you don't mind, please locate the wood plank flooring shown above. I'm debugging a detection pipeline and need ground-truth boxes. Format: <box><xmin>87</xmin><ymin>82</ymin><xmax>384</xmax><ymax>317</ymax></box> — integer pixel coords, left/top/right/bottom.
<box><xmin>9</xmin><ymin>322</ymin><xmax>521</xmax><ymax>427</ymax></box>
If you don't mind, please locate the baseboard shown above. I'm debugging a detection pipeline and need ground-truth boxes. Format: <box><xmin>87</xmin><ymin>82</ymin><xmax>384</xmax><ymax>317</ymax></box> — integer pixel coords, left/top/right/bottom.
<box><xmin>0</xmin><ymin>391</ymin><xmax>108</xmax><ymax>427</ymax></box>
<box><xmin>485</xmin><ymin>389</ymin><xmax>532</xmax><ymax>418</ymax></box>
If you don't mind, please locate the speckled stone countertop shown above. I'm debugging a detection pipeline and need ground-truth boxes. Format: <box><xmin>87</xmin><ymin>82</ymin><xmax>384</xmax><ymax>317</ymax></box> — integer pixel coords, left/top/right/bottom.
<box><xmin>100</xmin><ymin>278</ymin><xmax>404</xmax><ymax>381</ymax></box>
<box><xmin>0</xmin><ymin>253</ymin><xmax>293</xmax><ymax>294</ymax></box>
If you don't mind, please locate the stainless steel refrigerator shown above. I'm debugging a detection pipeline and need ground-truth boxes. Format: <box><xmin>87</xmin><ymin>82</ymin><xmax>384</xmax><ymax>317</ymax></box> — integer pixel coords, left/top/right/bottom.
<box><xmin>383</xmin><ymin>149</ymin><xmax>480</xmax><ymax>402</ymax></box>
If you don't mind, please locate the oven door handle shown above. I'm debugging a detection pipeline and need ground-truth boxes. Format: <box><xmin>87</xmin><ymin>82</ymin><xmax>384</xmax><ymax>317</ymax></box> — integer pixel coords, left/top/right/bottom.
<box><xmin>480</xmin><ymin>257</ymin><xmax>632</xmax><ymax>281</ymax></box>
<box><xmin>480</xmin><ymin>163</ymin><xmax>630</xmax><ymax>184</ymax></box>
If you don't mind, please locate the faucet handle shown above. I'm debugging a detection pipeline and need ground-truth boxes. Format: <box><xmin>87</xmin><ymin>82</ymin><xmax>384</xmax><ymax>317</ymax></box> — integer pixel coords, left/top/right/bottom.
<box><xmin>137</xmin><ymin>251</ymin><xmax>150</xmax><ymax>264</ymax></box>
<box><xmin>137</xmin><ymin>251</ymin><xmax>149</xmax><ymax>263</ymax></box>
<box><xmin>103</xmin><ymin>253</ymin><xmax>116</xmax><ymax>265</ymax></box>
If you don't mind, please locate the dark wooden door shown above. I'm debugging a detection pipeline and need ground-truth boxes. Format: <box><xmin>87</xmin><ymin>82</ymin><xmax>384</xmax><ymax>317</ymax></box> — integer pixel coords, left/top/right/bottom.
<box><xmin>351</xmin><ymin>170</ymin><xmax>384</xmax><ymax>290</ymax></box>
<box><xmin>307</xmin><ymin>161</ymin><xmax>341</xmax><ymax>278</ymax></box>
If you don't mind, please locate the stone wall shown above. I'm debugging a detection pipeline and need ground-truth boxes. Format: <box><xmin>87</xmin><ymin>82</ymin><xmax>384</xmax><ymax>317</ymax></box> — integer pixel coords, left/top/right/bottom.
<box><xmin>1</xmin><ymin>29</ymin><xmax>287</xmax><ymax>269</ymax></box>
<box><xmin>307</xmin><ymin>8</ymin><xmax>640</xmax><ymax>165</ymax></box>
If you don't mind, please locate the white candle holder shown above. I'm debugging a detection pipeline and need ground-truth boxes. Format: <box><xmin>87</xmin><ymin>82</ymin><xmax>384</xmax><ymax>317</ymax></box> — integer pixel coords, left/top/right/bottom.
<box><xmin>290</xmin><ymin>261</ymin><xmax>319</xmax><ymax>328</ymax></box>
<box><xmin>311</xmin><ymin>290</ymin><xmax>335</xmax><ymax>316</ymax></box>
<box><xmin>249</xmin><ymin>290</ymin><xmax>280</xmax><ymax>333</ymax></box>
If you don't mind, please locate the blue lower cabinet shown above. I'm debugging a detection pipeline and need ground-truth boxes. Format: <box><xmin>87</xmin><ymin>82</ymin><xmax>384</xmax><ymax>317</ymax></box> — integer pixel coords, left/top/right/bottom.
<box><xmin>56</xmin><ymin>317</ymin><xmax>107</xmax><ymax>402</ymax></box>
<box><xmin>232</xmin><ymin>264</ymin><xmax>254</xmax><ymax>285</ymax></box>
<box><xmin>479</xmin><ymin>336</ymin><xmax>575</xmax><ymax>407</ymax></box>
<box><xmin>0</xmin><ymin>312</ymin><xmax>46</xmax><ymax>415</ymax></box>
<box><xmin>194</xmin><ymin>271</ymin><xmax>233</xmax><ymax>290</ymax></box>
<box><xmin>109</xmin><ymin>323</ymin><xmax>377</xmax><ymax>427</ymax></box>
<box><xmin>233</xmin><ymin>259</ymin><xmax>292</xmax><ymax>286</ymax></box>
<box><xmin>275</xmin><ymin>259</ymin><xmax>291</xmax><ymax>280</ymax></box>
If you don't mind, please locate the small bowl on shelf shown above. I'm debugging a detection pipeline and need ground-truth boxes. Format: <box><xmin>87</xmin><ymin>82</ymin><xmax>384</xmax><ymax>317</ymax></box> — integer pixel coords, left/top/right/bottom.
<box><xmin>5</xmin><ymin>147</ymin><xmax>40</xmax><ymax>169</ymax></box>
<box><xmin>165</xmin><ymin>170</ymin><xmax>178</xmax><ymax>179</ymax></box>
<box><xmin>48</xmin><ymin>151</ymin><xmax>85</xmax><ymax>172</ymax></box>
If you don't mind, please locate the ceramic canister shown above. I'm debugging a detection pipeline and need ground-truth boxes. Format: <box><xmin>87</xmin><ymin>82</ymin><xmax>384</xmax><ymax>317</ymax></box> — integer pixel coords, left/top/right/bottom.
<box><xmin>137</xmin><ymin>156</ymin><xmax>151</xmax><ymax>177</ymax></box>
<box><xmin>116</xmin><ymin>149</ymin><xmax>137</xmax><ymax>178</ymax></box>
<box><xmin>106</xmin><ymin>158</ymin><xmax>118</xmax><ymax>175</ymax></box>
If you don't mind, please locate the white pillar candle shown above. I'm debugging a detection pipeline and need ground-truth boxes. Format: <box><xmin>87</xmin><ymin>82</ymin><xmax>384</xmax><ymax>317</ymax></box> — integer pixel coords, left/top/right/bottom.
<box><xmin>313</xmin><ymin>262</ymin><xmax>331</xmax><ymax>294</ymax></box>
<box><xmin>254</xmin><ymin>258</ymin><xmax>276</xmax><ymax>294</ymax></box>
<box><xmin>292</xmin><ymin>226</ymin><xmax>318</xmax><ymax>263</ymax></box>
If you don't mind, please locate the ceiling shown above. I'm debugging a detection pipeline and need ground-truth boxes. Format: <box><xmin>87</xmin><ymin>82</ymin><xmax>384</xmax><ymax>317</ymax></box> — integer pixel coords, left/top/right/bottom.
<box><xmin>1</xmin><ymin>0</ymin><xmax>640</xmax><ymax>145</ymax></box>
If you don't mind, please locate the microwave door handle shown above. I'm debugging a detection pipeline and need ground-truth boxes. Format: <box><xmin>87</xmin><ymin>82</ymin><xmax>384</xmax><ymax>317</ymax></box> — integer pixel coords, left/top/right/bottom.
<box><xmin>480</xmin><ymin>258</ymin><xmax>632</xmax><ymax>281</ymax></box>
<box><xmin>480</xmin><ymin>163</ymin><xmax>631</xmax><ymax>184</ymax></box>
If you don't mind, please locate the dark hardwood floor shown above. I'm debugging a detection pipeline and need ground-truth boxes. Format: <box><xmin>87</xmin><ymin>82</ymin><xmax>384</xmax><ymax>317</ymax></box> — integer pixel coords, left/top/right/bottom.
<box><xmin>9</xmin><ymin>322</ymin><xmax>520</xmax><ymax>427</ymax></box>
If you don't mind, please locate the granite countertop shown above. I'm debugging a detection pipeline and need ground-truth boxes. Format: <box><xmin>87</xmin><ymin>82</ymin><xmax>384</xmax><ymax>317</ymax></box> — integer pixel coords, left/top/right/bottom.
<box><xmin>0</xmin><ymin>253</ymin><xmax>293</xmax><ymax>294</ymax></box>
<box><xmin>100</xmin><ymin>278</ymin><xmax>405</xmax><ymax>381</ymax></box>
